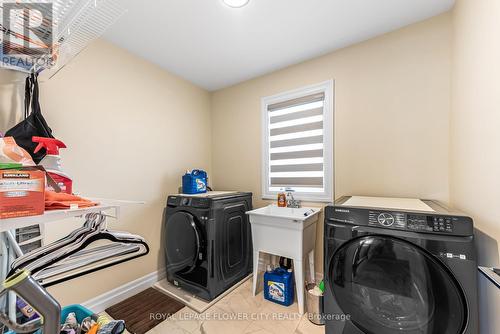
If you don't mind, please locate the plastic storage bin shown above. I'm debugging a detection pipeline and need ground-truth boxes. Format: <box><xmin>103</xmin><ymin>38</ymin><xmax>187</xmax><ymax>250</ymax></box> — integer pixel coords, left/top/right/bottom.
<box><xmin>6</xmin><ymin>304</ymin><xmax>93</xmax><ymax>334</ymax></box>
<box><xmin>182</xmin><ymin>170</ymin><xmax>207</xmax><ymax>194</ymax></box>
<box><xmin>60</xmin><ymin>304</ymin><xmax>94</xmax><ymax>324</ymax></box>
<box><xmin>264</xmin><ymin>268</ymin><xmax>294</xmax><ymax>307</ymax></box>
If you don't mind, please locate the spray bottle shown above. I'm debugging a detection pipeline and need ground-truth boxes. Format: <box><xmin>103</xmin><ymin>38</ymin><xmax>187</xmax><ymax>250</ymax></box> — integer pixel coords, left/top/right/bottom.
<box><xmin>32</xmin><ymin>136</ymin><xmax>73</xmax><ymax>194</ymax></box>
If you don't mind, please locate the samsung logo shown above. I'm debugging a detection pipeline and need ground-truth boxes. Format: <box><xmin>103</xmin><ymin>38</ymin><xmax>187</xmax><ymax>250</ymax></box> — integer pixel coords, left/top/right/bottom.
<box><xmin>335</xmin><ymin>209</ymin><xmax>350</xmax><ymax>213</ymax></box>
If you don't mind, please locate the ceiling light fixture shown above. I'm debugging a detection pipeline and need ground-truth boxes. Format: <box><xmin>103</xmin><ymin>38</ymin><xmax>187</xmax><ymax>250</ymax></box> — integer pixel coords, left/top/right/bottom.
<box><xmin>223</xmin><ymin>0</ymin><xmax>250</xmax><ymax>8</ymax></box>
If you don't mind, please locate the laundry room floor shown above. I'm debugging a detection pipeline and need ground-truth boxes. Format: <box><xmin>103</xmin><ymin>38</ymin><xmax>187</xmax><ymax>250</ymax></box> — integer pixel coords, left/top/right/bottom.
<box><xmin>145</xmin><ymin>278</ymin><xmax>325</xmax><ymax>334</ymax></box>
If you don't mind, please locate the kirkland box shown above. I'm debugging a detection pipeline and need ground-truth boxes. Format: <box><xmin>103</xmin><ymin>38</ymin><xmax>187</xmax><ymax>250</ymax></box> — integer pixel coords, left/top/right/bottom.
<box><xmin>0</xmin><ymin>169</ymin><xmax>45</xmax><ymax>219</ymax></box>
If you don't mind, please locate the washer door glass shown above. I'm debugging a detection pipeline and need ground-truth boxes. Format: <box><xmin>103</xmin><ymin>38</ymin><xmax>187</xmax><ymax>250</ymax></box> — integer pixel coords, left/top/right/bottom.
<box><xmin>330</xmin><ymin>236</ymin><xmax>467</xmax><ymax>334</ymax></box>
<box><xmin>165</xmin><ymin>212</ymin><xmax>201</xmax><ymax>274</ymax></box>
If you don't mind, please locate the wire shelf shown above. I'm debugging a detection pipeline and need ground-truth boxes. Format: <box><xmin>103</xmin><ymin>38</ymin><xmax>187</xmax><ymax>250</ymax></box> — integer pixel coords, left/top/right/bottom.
<box><xmin>0</xmin><ymin>0</ymin><xmax>125</xmax><ymax>77</ymax></box>
<box><xmin>0</xmin><ymin>198</ymin><xmax>144</xmax><ymax>233</ymax></box>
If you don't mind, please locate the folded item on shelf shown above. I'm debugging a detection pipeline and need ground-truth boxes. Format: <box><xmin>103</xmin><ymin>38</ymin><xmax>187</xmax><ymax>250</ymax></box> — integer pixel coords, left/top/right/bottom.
<box><xmin>45</xmin><ymin>191</ymin><xmax>98</xmax><ymax>210</ymax></box>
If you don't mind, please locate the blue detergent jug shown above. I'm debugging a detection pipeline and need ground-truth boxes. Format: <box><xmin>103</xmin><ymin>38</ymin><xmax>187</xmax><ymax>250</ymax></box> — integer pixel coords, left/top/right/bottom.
<box><xmin>182</xmin><ymin>170</ymin><xmax>208</xmax><ymax>194</ymax></box>
<box><xmin>264</xmin><ymin>267</ymin><xmax>294</xmax><ymax>307</ymax></box>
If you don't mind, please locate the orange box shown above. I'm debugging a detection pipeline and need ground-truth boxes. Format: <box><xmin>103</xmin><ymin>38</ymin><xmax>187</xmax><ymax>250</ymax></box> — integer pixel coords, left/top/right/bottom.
<box><xmin>0</xmin><ymin>169</ymin><xmax>45</xmax><ymax>219</ymax></box>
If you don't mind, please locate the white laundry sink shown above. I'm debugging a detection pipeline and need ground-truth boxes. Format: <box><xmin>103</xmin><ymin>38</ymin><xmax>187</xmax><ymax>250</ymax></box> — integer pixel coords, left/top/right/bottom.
<box><xmin>246</xmin><ymin>205</ymin><xmax>321</xmax><ymax>229</ymax></box>
<box><xmin>246</xmin><ymin>205</ymin><xmax>322</xmax><ymax>314</ymax></box>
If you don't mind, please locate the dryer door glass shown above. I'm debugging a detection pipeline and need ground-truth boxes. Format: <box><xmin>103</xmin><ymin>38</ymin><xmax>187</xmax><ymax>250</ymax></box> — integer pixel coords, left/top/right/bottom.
<box><xmin>329</xmin><ymin>236</ymin><xmax>467</xmax><ymax>334</ymax></box>
<box><xmin>165</xmin><ymin>212</ymin><xmax>201</xmax><ymax>274</ymax></box>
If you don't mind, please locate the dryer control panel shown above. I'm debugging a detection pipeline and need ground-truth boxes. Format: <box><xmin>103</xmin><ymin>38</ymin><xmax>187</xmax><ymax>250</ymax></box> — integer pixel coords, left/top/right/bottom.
<box><xmin>326</xmin><ymin>201</ymin><xmax>474</xmax><ymax>237</ymax></box>
<box><xmin>366</xmin><ymin>211</ymin><xmax>455</xmax><ymax>233</ymax></box>
<box><xmin>167</xmin><ymin>195</ymin><xmax>211</xmax><ymax>208</ymax></box>
<box><xmin>407</xmin><ymin>214</ymin><xmax>454</xmax><ymax>233</ymax></box>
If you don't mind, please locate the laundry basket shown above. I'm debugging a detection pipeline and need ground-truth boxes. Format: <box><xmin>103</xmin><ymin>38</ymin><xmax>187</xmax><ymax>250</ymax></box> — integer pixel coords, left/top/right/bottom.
<box><xmin>305</xmin><ymin>283</ymin><xmax>325</xmax><ymax>325</ymax></box>
<box><xmin>60</xmin><ymin>304</ymin><xmax>94</xmax><ymax>324</ymax></box>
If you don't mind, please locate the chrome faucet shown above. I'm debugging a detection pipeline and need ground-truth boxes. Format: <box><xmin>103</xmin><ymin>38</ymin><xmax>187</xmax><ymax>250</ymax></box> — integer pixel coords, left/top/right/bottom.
<box><xmin>286</xmin><ymin>189</ymin><xmax>301</xmax><ymax>208</ymax></box>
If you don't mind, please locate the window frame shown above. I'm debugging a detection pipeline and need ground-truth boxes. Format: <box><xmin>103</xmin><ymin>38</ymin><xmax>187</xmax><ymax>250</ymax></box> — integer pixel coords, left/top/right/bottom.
<box><xmin>261</xmin><ymin>80</ymin><xmax>334</xmax><ymax>202</ymax></box>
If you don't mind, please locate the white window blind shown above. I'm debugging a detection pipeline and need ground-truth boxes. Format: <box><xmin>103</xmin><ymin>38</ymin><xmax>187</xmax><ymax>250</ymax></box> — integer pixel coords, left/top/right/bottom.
<box><xmin>262</xmin><ymin>81</ymin><xmax>334</xmax><ymax>202</ymax></box>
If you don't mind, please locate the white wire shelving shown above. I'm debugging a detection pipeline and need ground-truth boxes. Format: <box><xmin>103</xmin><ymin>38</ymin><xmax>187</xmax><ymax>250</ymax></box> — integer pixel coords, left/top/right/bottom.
<box><xmin>0</xmin><ymin>0</ymin><xmax>125</xmax><ymax>77</ymax></box>
<box><xmin>0</xmin><ymin>198</ymin><xmax>144</xmax><ymax>233</ymax></box>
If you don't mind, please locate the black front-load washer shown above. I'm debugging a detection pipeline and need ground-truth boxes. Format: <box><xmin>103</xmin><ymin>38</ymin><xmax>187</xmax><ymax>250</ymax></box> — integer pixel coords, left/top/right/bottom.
<box><xmin>324</xmin><ymin>196</ymin><xmax>478</xmax><ymax>334</ymax></box>
<box><xmin>164</xmin><ymin>192</ymin><xmax>252</xmax><ymax>301</ymax></box>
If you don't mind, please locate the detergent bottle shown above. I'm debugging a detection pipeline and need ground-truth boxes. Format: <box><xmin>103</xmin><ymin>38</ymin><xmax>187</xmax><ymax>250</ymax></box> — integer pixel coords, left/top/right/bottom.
<box><xmin>182</xmin><ymin>169</ymin><xmax>208</xmax><ymax>194</ymax></box>
<box><xmin>263</xmin><ymin>267</ymin><xmax>294</xmax><ymax>307</ymax></box>
<box><xmin>32</xmin><ymin>136</ymin><xmax>72</xmax><ymax>194</ymax></box>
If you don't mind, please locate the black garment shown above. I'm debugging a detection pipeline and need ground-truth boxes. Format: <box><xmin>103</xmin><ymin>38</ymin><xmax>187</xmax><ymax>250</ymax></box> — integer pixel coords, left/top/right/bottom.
<box><xmin>6</xmin><ymin>73</ymin><xmax>54</xmax><ymax>164</ymax></box>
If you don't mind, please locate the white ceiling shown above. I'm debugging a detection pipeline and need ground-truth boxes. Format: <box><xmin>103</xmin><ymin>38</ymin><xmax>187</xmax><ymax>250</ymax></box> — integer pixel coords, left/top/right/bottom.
<box><xmin>104</xmin><ymin>0</ymin><xmax>455</xmax><ymax>91</ymax></box>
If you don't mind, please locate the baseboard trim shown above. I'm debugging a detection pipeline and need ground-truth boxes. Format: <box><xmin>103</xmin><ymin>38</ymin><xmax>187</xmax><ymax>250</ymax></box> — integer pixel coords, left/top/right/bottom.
<box><xmin>82</xmin><ymin>268</ymin><xmax>166</xmax><ymax>313</ymax></box>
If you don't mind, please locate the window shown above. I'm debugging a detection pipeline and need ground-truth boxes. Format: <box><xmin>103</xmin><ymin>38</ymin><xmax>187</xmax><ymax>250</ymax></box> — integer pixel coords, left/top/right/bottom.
<box><xmin>261</xmin><ymin>80</ymin><xmax>334</xmax><ymax>202</ymax></box>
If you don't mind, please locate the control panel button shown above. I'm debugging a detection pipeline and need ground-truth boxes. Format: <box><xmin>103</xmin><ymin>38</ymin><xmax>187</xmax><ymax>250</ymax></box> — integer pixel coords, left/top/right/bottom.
<box><xmin>167</xmin><ymin>197</ymin><xmax>176</xmax><ymax>204</ymax></box>
<box><xmin>378</xmin><ymin>213</ymin><xmax>395</xmax><ymax>227</ymax></box>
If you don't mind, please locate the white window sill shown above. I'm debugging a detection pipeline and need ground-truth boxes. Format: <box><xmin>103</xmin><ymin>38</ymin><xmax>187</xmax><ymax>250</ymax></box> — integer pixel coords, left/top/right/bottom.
<box><xmin>261</xmin><ymin>194</ymin><xmax>332</xmax><ymax>203</ymax></box>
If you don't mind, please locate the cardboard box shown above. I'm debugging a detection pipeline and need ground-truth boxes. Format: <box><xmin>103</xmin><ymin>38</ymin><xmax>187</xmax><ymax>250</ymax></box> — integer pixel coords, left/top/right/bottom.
<box><xmin>0</xmin><ymin>169</ymin><xmax>45</xmax><ymax>219</ymax></box>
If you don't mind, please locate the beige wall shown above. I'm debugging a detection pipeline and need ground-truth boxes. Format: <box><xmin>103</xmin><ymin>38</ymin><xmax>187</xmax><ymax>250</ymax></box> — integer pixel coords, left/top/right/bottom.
<box><xmin>0</xmin><ymin>71</ymin><xmax>25</xmax><ymax>132</ymax></box>
<box><xmin>451</xmin><ymin>0</ymin><xmax>500</xmax><ymax>265</ymax></box>
<box><xmin>451</xmin><ymin>1</ymin><xmax>500</xmax><ymax>332</ymax></box>
<box><xmin>211</xmin><ymin>14</ymin><xmax>452</xmax><ymax>271</ymax></box>
<box><xmin>0</xmin><ymin>39</ymin><xmax>212</xmax><ymax>305</ymax></box>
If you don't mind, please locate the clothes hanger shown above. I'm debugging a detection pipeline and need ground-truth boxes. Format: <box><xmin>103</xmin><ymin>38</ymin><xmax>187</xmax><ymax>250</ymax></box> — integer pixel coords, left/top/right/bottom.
<box><xmin>9</xmin><ymin>213</ymin><xmax>101</xmax><ymax>270</ymax></box>
<box><xmin>24</xmin><ymin>228</ymin><xmax>148</xmax><ymax>275</ymax></box>
<box><xmin>32</xmin><ymin>233</ymin><xmax>149</xmax><ymax>287</ymax></box>
<box><xmin>31</xmin><ymin>231</ymin><xmax>148</xmax><ymax>279</ymax></box>
<box><xmin>34</xmin><ymin>240</ymin><xmax>147</xmax><ymax>287</ymax></box>
<box><xmin>40</xmin><ymin>243</ymin><xmax>141</xmax><ymax>275</ymax></box>
<box><xmin>8</xmin><ymin>213</ymin><xmax>104</xmax><ymax>275</ymax></box>
<box><xmin>18</xmin><ymin>214</ymin><xmax>112</xmax><ymax>275</ymax></box>
<box><xmin>9</xmin><ymin>213</ymin><xmax>149</xmax><ymax>287</ymax></box>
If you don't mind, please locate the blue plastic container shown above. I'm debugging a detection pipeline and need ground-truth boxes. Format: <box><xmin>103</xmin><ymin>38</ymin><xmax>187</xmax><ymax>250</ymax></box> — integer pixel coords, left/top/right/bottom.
<box><xmin>60</xmin><ymin>304</ymin><xmax>94</xmax><ymax>324</ymax></box>
<box><xmin>182</xmin><ymin>170</ymin><xmax>207</xmax><ymax>194</ymax></box>
<box><xmin>264</xmin><ymin>268</ymin><xmax>294</xmax><ymax>307</ymax></box>
<box><xmin>6</xmin><ymin>304</ymin><xmax>93</xmax><ymax>334</ymax></box>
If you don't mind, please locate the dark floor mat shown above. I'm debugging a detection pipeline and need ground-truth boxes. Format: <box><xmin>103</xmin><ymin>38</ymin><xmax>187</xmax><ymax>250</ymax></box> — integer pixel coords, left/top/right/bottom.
<box><xmin>105</xmin><ymin>287</ymin><xmax>185</xmax><ymax>334</ymax></box>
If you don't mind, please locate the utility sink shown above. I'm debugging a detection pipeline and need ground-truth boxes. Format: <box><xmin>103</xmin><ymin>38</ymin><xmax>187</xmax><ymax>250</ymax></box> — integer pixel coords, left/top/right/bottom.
<box><xmin>246</xmin><ymin>205</ymin><xmax>322</xmax><ymax>314</ymax></box>
<box><xmin>246</xmin><ymin>205</ymin><xmax>321</xmax><ymax>229</ymax></box>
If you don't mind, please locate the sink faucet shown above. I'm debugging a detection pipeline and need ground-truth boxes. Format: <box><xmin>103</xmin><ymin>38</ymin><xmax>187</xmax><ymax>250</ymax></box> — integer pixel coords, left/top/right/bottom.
<box><xmin>285</xmin><ymin>188</ymin><xmax>301</xmax><ymax>208</ymax></box>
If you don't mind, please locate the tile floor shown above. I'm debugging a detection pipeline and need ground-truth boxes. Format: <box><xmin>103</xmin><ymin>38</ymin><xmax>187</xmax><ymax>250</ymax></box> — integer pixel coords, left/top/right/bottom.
<box><xmin>145</xmin><ymin>278</ymin><xmax>325</xmax><ymax>334</ymax></box>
